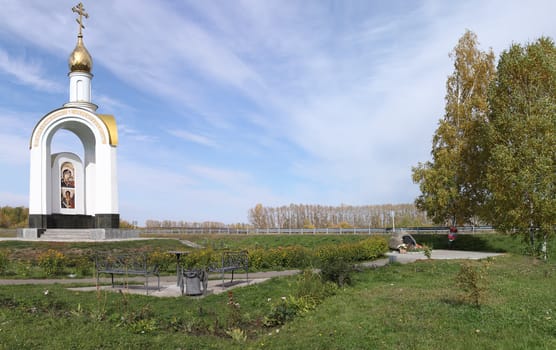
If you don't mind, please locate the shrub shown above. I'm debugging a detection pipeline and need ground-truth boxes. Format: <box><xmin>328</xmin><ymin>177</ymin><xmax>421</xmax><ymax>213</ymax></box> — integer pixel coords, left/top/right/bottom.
<box><xmin>294</xmin><ymin>270</ymin><xmax>337</xmax><ymax>302</ymax></box>
<box><xmin>263</xmin><ymin>296</ymin><xmax>300</xmax><ymax>327</ymax></box>
<box><xmin>0</xmin><ymin>250</ymin><xmax>9</xmax><ymax>274</ymax></box>
<box><xmin>148</xmin><ymin>250</ymin><xmax>174</xmax><ymax>273</ymax></box>
<box><xmin>66</xmin><ymin>255</ymin><xmax>93</xmax><ymax>277</ymax></box>
<box><xmin>183</xmin><ymin>248</ymin><xmax>218</xmax><ymax>269</ymax></box>
<box><xmin>316</xmin><ymin>237</ymin><xmax>388</xmax><ymax>266</ymax></box>
<box><xmin>318</xmin><ymin>256</ymin><xmax>354</xmax><ymax>286</ymax></box>
<box><xmin>423</xmin><ymin>244</ymin><xmax>432</xmax><ymax>259</ymax></box>
<box><xmin>455</xmin><ymin>261</ymin><xmax>490</xmax><ymax>307</ymax></box>
<box><xmin>38</xmin><ymin>249</ymin><xmax>66</xmax><ymax>276</ymax></box>
<box><xmin>248</xmin><ymin>246</ymin><xmax>313</xmax><ymax>270</ymax></box>
<box><xmin>357</xmin><ymin>237</ymin><xmax>388</xmax><ymax>260</ymax></box>
<box><xmin>247</xmin><ymin>248</ymin><xmax>267</xmax><ymax>270</ymax></box>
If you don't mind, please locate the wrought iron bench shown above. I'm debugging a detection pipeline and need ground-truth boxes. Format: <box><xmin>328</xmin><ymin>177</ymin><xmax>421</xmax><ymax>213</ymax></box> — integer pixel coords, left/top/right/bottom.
<box><xmin>209</xmin><ymin>250</ymin><xmax>249</xmax><ymax>285</ymax></box>
<box><xmin>95</xmin><ymin>253</ymin><xmax>160</xmax><ymax>295</ymax></box>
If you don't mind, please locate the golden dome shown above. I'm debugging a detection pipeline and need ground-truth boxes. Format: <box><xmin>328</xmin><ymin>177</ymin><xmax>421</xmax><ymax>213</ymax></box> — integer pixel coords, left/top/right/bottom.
<box><xmin>68</xmin><ymin>34</ymin><xmax>93</xmax><ymax>73</ymax></box>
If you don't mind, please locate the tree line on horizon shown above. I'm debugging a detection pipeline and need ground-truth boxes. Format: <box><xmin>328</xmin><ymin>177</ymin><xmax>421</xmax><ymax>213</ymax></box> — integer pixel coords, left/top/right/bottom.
<box><xmin>1</xmin><ymin>204</ymin><xmax>433</xmax><ymax>230</ymax></box>
<box><xmin>0</xmin><ymin>206</ymin><xmax>28</xmax><ymax>228</ymax></box>
<box><xmin>247</xmin><ymin>203</ymin><xmax>433</xmax><ymax>229</ymax></box>
<box><xmin>143</xmin><ymin>220</ymin><xmax>250</xmax><ymax>229</ymax></box>
<box><xmin>143</xmin><ymin>202</ymin><xmax>433</xmax><ymax>229</ymax></box>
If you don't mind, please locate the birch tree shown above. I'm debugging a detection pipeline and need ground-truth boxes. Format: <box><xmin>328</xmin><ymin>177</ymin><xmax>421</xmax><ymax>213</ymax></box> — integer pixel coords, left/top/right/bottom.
<box><xmin>412</xmin><ymin>30</ymin><xmax>496</xmax><ymax>225</ymax></box>
<box><xmin>484</xmin><ymin>37</ymin><xmax>556</xmax><ymax>259</ymax></box>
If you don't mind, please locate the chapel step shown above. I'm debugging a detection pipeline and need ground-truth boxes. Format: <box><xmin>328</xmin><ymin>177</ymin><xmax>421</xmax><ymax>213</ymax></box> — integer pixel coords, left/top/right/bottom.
<box><xmin>40</xmin><ymin>229</ymin><xmax>96</xmax><ymax>241</ymax></box>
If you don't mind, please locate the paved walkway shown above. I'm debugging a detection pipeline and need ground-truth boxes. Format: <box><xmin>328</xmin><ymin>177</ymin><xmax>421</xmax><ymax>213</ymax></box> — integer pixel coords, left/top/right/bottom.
<box><xmin>0</xmin><ymin>250</ymin><xmax>503</xmax><ymax>297</ymax></box>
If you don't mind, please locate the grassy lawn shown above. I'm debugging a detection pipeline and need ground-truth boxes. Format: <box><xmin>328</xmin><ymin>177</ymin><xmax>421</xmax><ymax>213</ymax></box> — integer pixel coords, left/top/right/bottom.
<box><xmin>1</xmin><ymin>233</ymin><xmax>555</xmax><ymax>349</ymax></box>
<box><xmin>146</xmin><ymin>233</ymin><xmax>371</xmax><ymax>250</ymax></box>
<box><xmin>263</xmin><ymin>255</ymin><xmax>556</xmax><ymax>349</ymax></box>
<box><xmin>1</xmin><ymin>253</ymin><xmax>555</xmax><ymax>349</ymax></box>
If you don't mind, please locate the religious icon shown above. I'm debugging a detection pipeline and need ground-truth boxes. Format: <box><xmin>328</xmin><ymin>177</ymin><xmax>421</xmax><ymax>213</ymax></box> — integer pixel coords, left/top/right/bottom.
<box><xmin>61</xmin><ymin>162</ymin><xmax>75</xmax><ymax>209</ymax></box>
<box><xmin>60</xmin><ymin>162</ymin><xmax>75</xmax><ymax>188</ymax></box>
<box><xmin>61</xmin><ymin>189</ymin><xmax>75</xmax><ymax>209</ymax></box>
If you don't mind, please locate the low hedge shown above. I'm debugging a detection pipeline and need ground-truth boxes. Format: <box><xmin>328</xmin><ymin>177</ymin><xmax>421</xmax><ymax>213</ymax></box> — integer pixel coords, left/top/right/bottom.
<box><xmin>0</xmin><ymin>236</ymin><xmax>389</xmax><ymax>277</ymax></box>
<box><xmin>249</xmin><ymin>236</ymin><xmax>388</xmax><ymax>270</ymax></box>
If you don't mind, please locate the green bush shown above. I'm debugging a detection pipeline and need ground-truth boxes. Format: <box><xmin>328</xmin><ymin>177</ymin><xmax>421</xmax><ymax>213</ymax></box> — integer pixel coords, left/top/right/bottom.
<box><xmin>357</xmin><ymin>236</ymin><xmax>388</xmax><ymax>260</ymax></box>
<box><xmin>294</xmin><ymin>270</ymin><xmax>337</xmax><ymax>302</ymax></box>
<box><xmin>263</xmin><ymin>296</ymin><xmax>301</xmax><ymax>327</ymax></box>
<box><xmin>0</xmin><ymin>250</ymin><xmax>9</xmax><ymax>274</ymax></box>
<box><xmin>38</xmin><ymin>249</ymin><xmax>66</xmax><ymax>276</ymax></box>
<box><xmin>65</xmin><ymin>255</ymin><xmax>93</xmax><ymax>277</ymax></box>
<box><xmin>318</xmin><ymin>256</ymin><xmax>354</xmax><ymax>286</ymax></box>
<box><xmin>147</xmin><ymin>249</ymin><xmax>175</xmax><ymax>273</ymax></box>
<box><xmin>248</xmin><ymin>246</ymin><xmax>313</xmax><ymax>270</ymax></box>
<box><xmin>315</xmin><ymin>237</ymin><xmax>387</xmax><ymax>266</ymax></box>
<box><xmin>455</xmin><ymin>261</ymin><xmax>490</xmax><ymax>307</ymax></box>
<box><xmin>183</xmin><ymin>248</ymin><xmax>218</xmax><ymax>269</ymax></box>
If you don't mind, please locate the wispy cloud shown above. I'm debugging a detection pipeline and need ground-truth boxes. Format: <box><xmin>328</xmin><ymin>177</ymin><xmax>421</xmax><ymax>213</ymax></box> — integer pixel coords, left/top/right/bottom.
<box><xmin>0</xmin><ymin>49</ymin><xmax>63</xmax><ymax>92</ymax></box>
<box><xmin>0</xmin><ymin>1</ymin><xmax>555</xmax><ymax>223</ymax></box>
<box><xmin>95</xmin><ymin>94</ymin><xmax>132</xmax><ymax>113</ymax></box>
<box><xmin>118</xmin><ymin>124</ymin><xmax>157</xmax><ymax>143</ymax></box>
<box><xmin>168</xmin><ymin>129</ymin><xmax>218</xmax><ymax>148</ymax></box>
<box><xmin>188</xmin><ymin>165</ymin><xmax>252</xmax><ymax>185</ymax></box>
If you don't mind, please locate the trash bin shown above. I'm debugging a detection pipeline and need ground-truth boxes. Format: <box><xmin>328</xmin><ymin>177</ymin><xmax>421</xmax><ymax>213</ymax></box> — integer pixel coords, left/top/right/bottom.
<box><xmin>181</xmin><ymin>270</ymin><xmax>202</xmax><ymax>296</ymax></box>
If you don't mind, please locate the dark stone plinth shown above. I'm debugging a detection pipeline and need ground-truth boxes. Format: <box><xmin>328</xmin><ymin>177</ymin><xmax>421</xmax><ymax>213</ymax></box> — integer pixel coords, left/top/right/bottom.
<box><xmin>28</xmin><ymin>213</ymin><xmax>120</xmax><ymax>229</ymax></box>
<box><xmin>29</xmin><ymin>214</ymin><xmax>48</xmax><ymax>229</ymax></box>
<box><xmin>95</xmin><ymin>214</ymin><xmax>120</xmax><ymax>229</ymax></box>
<box><xmin>47</xmin><ymin>214</ymin><xmax>94</xmax><ymax>228</ymax></box>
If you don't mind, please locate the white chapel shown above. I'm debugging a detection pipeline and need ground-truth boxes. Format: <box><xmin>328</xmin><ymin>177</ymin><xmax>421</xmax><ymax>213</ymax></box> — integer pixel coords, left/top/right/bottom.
<box><xmin>25</xmin><ymin>3</ymin><xmax>120</xmax><ymax>238</ymax></box>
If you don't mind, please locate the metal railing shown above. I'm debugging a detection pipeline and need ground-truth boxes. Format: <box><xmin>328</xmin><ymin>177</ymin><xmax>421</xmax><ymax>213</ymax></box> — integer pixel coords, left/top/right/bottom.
<box><xmin>139</xmin><ymin>226</ymin><xmax>495</xmax><ymax>236</ymax></box>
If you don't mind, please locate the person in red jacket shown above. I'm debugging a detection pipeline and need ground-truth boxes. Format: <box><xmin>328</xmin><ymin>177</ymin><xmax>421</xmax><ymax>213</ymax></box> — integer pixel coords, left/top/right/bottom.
<box><xmin>448</xmin><ymin>226</ymin><xmax>458</xmax><ymax>248</ymax></box>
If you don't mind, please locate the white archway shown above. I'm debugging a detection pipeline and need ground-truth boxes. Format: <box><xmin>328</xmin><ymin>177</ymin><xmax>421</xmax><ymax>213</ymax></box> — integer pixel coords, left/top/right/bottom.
<box><xmin>29</xmin><ymin>107</ymin><xmax>119</xmax><ymax>229</ymax></box>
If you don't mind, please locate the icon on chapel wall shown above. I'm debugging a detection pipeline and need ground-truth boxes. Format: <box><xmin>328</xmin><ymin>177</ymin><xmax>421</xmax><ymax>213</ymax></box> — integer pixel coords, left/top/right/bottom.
<box><xmin>61</xmin><ymin>162</ymin><xmax>75</xmax><ymax>209</ymax></box>
<box><xmin>61</xmin><ymin>189</ymin><xmax>75</xmax><ymax>209</ymax></box>
<box><xmin>61</xmin><ymin>163</ymin><xmax>75</xmax><ymax>188</ymax></box>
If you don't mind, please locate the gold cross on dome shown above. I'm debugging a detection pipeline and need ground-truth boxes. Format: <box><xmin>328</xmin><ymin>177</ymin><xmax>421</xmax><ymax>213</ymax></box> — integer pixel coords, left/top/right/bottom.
<box><xmin>72</xmin><ymin>2</ymin><xmax>89</xmax><ymax>36</ymax></box>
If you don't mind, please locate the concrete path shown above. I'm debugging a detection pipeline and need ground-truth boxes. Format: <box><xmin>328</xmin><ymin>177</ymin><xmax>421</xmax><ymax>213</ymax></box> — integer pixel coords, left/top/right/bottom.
<box><xmin>0</xmin><ymin>250</ymin><xmax>503</xmax><ymax>297</ymax></box>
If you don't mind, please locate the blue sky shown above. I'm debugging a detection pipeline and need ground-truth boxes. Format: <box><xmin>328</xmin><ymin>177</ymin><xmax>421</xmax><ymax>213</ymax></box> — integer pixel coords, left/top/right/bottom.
<box><xmin>0</xmin><ymin>1</ymin><xmax>554</xmax><ymax>225</ymax></box>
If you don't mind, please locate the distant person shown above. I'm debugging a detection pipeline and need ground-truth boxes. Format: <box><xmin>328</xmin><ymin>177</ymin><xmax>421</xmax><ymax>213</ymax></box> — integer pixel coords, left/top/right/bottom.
<box><xmin>448</xmin><ymin>226</ymin><xmax>458</xmax><ymax>248</ymax></box>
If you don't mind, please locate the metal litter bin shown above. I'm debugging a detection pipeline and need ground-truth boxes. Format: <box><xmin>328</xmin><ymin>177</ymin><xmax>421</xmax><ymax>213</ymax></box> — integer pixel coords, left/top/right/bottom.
<box><xmin>181</xmin><ymin>270</ymin><xmax>202</xmax><ymax>296</ymax></box>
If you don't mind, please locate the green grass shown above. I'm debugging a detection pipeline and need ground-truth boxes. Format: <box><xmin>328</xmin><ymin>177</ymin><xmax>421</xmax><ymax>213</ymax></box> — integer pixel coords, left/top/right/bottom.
<box><xmin>151</xmin><ymin>233</ymin><xmax>371</xmax><ymax>250</ymax></box>
<box><xmin>260</xmin><ymin>255</ymin><xmax>556</xmax><ymax>349</ymax></box>
<box><xmin>1</xmin><ymin>254</ymin><xmax>555</xmax><ymax>349</ymax></box>
<box><xmin>0</xmin><ymin>235</ymin><xmax>382</xmax><ymax>278</ymax></box>
<box><xmin>1</xmin><ymin>233</ymin><xmax>553</xmax><ymax>279</ymax></box>
<box><xmin>414</xmin><ymin>233</ymin><xmax>556</xmax><ymax>260</ymax></box>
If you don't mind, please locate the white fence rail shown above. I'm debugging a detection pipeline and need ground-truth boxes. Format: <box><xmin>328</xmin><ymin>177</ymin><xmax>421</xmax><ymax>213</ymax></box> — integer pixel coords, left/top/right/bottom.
<box><xmin>140</xmin><ymin>226</ymin><xmax>495</xmax><ymax>236</ymax></box>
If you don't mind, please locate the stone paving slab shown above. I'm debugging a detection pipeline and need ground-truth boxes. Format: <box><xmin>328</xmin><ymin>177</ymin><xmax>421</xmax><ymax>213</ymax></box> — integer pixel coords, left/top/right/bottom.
<box><xmin>67</xmin><ymin>277</ymin><xmax>271</xmax><ymax>298</ymax></box>
<box><xmin>359</xmin><ymin>249</ymin><xmax>503</xmax><ymax>268</ymax></box>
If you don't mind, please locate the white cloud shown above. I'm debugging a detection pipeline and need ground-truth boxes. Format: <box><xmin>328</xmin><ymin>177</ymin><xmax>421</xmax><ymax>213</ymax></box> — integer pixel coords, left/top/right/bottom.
<box><xmin>118</xmin><ymin>124</ymin><xmax>157</xmax><ymax>143</ymax></box>
<box><xmin>0</xmin><ymin>49</ymin><xmax>63</xmax><ymax>92</ymax></box>
<box><xmin>168</xmin><ymin>130</ymin><xmax>218</xmax><ymax>148</ymax></box>
<box><xmin>95</xmin><ymin>94</ymin><xmax>132</xmax><ymax>113</ymax></box>
<box><xmin>119</xmin><ymin>161</ymin><xmax>196</xmax><ymax>189</ymax></box>
<box><xmin>1</xmin><ymin>1</ymin><xmax>555</xmax><ymax>223</ymax></box>
<box><xmin>188</xmin><ymin>165</ymin><xmax>252</xmax><ymax>186</ymax></box>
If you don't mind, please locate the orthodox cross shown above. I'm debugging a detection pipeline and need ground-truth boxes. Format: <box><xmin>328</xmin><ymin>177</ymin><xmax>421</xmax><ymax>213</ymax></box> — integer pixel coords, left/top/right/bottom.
<box><xmin>72</xmin><ymin>2</ymin><xmax>89</xmax><ymax>36</ymax></box>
